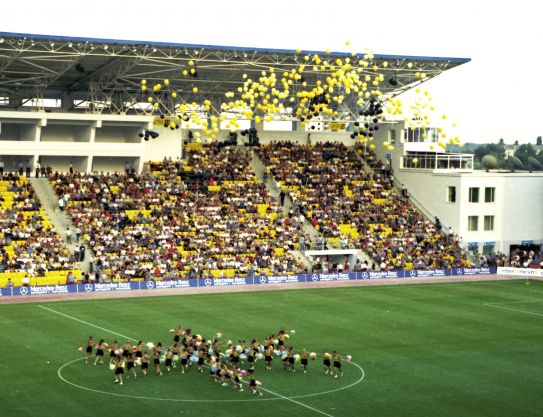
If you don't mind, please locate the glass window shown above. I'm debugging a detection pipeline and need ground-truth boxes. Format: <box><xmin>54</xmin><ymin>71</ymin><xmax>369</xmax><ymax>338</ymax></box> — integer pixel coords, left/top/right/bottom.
<box><xmin>389</xmin><ymin>129</ymin><xmax>396</xmax><ymax>144</ymax></box>
<box><xmin>448</xmin><ymin>186</ymin><xmax>456</xmax><ymax>203</ymax></box>
<box><xmin>468</xmin><ymin>216</ymin><xmax>479</xmax><ymax>231</ymax></box>
<box><xmin>484</xmin><ymin>215</ymin><xmax>494</xmax><ymax>231</ymax></box>
<box><xmin>469</xmin><ymin>187</ymin><xmax>479</xmax><ymax>203</ymax></box>
<box><xmin>485</xmin><ymin>187</ymin><xmax>495</xmax><ymax>203</ymax></box>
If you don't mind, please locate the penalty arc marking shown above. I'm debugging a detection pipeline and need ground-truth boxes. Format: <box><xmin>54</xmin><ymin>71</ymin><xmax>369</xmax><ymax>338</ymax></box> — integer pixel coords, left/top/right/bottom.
<box><xmin>42</xmin><ymin>304</ymin><xmax>365</xmax><ymax>417</ymax></box>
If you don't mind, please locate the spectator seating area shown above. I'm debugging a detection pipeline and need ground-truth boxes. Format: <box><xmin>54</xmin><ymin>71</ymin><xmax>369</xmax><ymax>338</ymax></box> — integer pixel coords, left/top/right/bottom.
<box><xmin>52</xmin><ymin>145</ymin><xmax>308</xmax><ymax>281</ymax></box>
<box><xmin>256</xmin><ymin>142</ymin><xmax>468</xmax><ymax>270</ymax></box>
<box><xmin>0</xmin><ymin>175</ymin><xmax>80</xmax><ymax>286</ymax></box>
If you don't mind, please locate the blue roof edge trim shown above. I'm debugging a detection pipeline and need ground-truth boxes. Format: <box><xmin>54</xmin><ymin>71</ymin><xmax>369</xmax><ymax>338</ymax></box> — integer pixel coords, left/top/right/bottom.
<box><xmin>0</xmin><ymin>31</ymin><xmax>471</xmax><ymax>63</ymax></box>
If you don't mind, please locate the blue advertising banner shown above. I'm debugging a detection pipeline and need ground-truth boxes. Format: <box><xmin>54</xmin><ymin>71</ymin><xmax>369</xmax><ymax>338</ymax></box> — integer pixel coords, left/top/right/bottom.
<box><xmin>211</xmin><ymin>277</ymin><xmax>252</xmax><ymax>287</ymax></box>
<box><xmin>0</xmin><ymin>267</ymin><xmax>498</xmax><ymax>297</ymax></box>
<box><xmin>261</xmin><ymin>275</ymin><xmax>302</xmax><ymax>284</ymax></box>
<box><xmin>307</xmin><ymin>272</ymin><xmax>353</xmax><ymax>282</ymax></box>
<box><xmin>198</xmin><ymin>278</ymin><xmax>214</xmax><ymax>287</ymax></box>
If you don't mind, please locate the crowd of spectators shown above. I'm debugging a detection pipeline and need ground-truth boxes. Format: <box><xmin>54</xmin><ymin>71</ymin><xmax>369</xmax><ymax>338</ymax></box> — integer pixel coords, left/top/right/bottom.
<box><xmin>51</xmin><ymin>145</ymin><xmax>308</xmax><ymax>281</ymax></box>
<box><xmin>499</xmin><ymin>248</ymin><xmax>543</xmax><ymax>269</ymax></box>
<box><xmin>256</xmin><ymin>141</ymin><xmax>468</xmax><ymax>270</ymax></box>
<box><xmin>0</xmin><ymin>174</ymin><xmax>77</xmax><ymax>277</ymax></box>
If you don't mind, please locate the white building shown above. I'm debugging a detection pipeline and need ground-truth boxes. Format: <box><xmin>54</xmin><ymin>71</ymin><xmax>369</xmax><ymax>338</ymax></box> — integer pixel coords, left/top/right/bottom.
<box><xmin>372</xmin><ymin>121</ymin><xmax>543</xmax><ymax>255</ymax></box>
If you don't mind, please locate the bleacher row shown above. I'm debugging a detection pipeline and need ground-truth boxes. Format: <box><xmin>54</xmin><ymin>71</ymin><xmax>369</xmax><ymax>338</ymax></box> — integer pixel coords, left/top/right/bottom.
<box><xmin>256</xmin><ymin>142</ymin><xmax>467</xmax><ymax>270</ymax></box>
<box><xmin>51</xmin><ymin>146</ymin><xmax>309</xmax><ymax>281</ymax></box>
<box><xmin>0</xmin><ymin>176</ymin><xmax>80</xmax><ymax>287</ymax></box>
<box><xmin>1</xmin><ymin>142</ymin><xmax>467</xmax><ymax>287</ymax></box>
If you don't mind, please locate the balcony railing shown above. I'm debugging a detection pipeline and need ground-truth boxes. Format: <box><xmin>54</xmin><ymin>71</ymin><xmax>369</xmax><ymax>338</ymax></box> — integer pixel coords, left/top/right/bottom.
<box><xmin>402</xmin><ymin>152</ymin><xmax>473</xmax><ymax>170</ymax></box>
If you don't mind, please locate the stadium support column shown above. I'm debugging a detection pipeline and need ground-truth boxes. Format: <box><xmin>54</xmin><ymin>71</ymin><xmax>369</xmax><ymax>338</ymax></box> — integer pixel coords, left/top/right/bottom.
<box><xmin>86</xmin><ymin>121</ymin><xmax>100</xmax><ymax>174</ymax></box>
<box><xmin>61</xmin><ymin>91</ymin><xmax>74</xmax><ymax>112</ymax></box>
<box><xmin>293</xmin><ymin>121</ymin><xmax>309</xmax><ymax>145</ymax></box>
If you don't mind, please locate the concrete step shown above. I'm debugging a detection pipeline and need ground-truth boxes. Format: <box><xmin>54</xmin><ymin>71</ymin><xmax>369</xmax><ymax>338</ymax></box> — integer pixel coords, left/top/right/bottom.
<box><xmin>30</xmin><ymin>177</ymin><xmax>92</xmax><ymax>273</ymax></box>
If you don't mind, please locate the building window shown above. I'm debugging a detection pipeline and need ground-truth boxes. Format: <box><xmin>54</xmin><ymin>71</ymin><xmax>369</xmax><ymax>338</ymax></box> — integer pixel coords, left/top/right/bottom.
<box><xmin>484</xmin><ymin>215</ymin><xmax>494</xmax><ymax>231</ymax></box>
<box><xmin>468</xmin><ymin>216</ymin><xmax>479</xmax><ymax>231</ymax></box>
<box><xmin>469</xmin><ymin>187</ymin><xmax>479</xmax><ymax>203</ymax></box>
<box><xmin>485</xmin><ymin>187</ymin><xmax>495</xmax><ymax>203</ymax></box>
<box><xmin>389</xmin><ymin>129</ymin><xmax>396</xmax><ymax>144</ymax></box>
<box><xmin>447</xmin><ymin>186</ymin><xmax>456</xmax><ymax>203</ymax></box>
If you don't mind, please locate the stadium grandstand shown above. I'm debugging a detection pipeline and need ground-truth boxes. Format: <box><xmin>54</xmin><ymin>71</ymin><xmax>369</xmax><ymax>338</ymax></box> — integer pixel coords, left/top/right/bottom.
<box><xmin>3</xmin><ymin>30</ymin><xmax>537</xmax><ymax>290</ymax></box>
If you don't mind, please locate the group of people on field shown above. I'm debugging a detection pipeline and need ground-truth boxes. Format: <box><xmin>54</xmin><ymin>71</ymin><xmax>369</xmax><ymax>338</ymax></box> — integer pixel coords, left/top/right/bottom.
<box><xmin>83</xmin><ymin>326</ymin><xmax>349</xmax><ymax>395</ymax></box>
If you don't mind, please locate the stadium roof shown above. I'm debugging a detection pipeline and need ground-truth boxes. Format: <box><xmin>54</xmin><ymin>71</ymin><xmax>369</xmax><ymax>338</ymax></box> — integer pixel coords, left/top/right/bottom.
<box><xmin>0</xmin><ymin>32</ymin><xmax>470</xmax><ymax>120</ymax></box>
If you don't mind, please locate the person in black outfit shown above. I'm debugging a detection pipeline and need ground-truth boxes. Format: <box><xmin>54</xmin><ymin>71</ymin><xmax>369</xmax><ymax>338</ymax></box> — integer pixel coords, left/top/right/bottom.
<box><xmin>79</xmin><ymin>245</ymin><xmax>86</xmax><ymax>262</ymax></box>
<box><xmin>279</xmin><ymin>190</ymin><xmax>286</xmax><ymax>206</ymax></box>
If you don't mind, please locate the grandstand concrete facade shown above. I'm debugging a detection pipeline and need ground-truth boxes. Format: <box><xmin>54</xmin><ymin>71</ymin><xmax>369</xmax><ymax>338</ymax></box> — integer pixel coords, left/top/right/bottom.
<box><xmin>370</xmin><ymin>122</ymin><xmax>543</xmax><ymax>256</ymax></box>
<box><xmin>0</xmin><ymin>110</ymin><xmax>183</xmax><ymax>173</ymax></box>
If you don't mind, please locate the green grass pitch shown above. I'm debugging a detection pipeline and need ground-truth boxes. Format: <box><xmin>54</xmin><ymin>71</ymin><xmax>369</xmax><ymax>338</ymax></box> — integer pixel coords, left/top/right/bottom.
<box><xmin>1</xmin><ymin>280</ymin><xmax>542</xmax><ymax>417</ymax></box>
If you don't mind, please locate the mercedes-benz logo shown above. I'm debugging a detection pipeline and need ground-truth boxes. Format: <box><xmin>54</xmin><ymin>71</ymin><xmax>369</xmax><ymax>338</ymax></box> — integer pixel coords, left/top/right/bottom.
<box><xmin>204</xmin><ymin>278</ymin><xmax>212</xmax><ymax>286</ymax></box>
<box><xmin>457</xmin><ymin>268</ymin><xmax>463</xmax><ymax>275</ymax></box>
<box><xmin>311</xmin><ymin>274</ymin><xmax>319</xmax><ymax>281</ymax></box>
<box><xmin>362</xmin><ymin>272</ymin><xmax>369</xmax><ymax>279</ymax></box>
<box><xmin>146</xmin><ymin>280</ymin><xmax>155</xmax><ymax>289</ymax></box>
<box><xmin>409</xmin><ymin>270</ymin><xmax>416</xmax><ymax>277</ymax></box>
<box><xmin>259</xmin><ymin>276</ymin><xmax>267</xmax><ymax>284</ymax></box>
<box><xmin>19</xmin><ymin>287</ymin><xmax>29</xmax><ymax>296</ymax></box>
<box><xmin>84</xmin><ymin>284</ymin><xmax>93</xmax><ymax>292</ymax></box>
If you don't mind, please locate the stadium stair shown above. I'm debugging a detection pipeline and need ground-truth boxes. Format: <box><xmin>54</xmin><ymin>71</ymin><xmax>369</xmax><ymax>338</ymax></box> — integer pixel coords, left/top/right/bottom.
<box><xmin>29</xmin><ymin>178</ymin><xmax>93</xmax><ymax>274</ymax></box>
<box><xmin>249</xmin><ymin>149</ymin><xmax>324</xmax><ymax>268</ymax></box>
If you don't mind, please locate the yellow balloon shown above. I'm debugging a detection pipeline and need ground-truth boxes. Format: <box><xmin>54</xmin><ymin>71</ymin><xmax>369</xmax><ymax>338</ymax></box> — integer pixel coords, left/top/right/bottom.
<box><xmin>147</xmin><ymin>97</ymin><xmax>153</xmax><ymax>103</ymax></box>
<box><xmin>192</xmin><ymin>87</ymin><xmax>198</xmax><ymax>93</ymax></box>
<box><xmin>141</xmin><ymin>86</ymin><xmax>147</xmax><ymax>91</ymax></box>
<box><xmin>182</xmin><ymin>69</ymin><xmax>188</xmax><ymax>76</ymax></box>
<box><xmin>387</xmin><ymin>145</ymin><xmax>394</xmax><ymax>151</ymax></box>
<box><xmin>188</xmin><ymin>60</ymin><xmax>194</xmax><ymax>66</ymax></box>
<box><xmin>369</xmin><ymin>144</ymin><xmax>376</xmax><ymax>150</ymax></box>
<box><xmin>141</xmin><ymin>79</ymin><xmax>147</xmax><ymax>85</ymax></box>
<box><xmin>171</xmin><ymin>92</ymin><xmax>177</xmax><ymax>98</ymax></box>
<box><xmin>413</xmin><ymin>158</ymin><xmax>419</xmax><ymax>165</ymax></box>
<box><xmin>164</xmin><ymin>79</ymin><xmax>170</xmax><ymax>86</ymax></box>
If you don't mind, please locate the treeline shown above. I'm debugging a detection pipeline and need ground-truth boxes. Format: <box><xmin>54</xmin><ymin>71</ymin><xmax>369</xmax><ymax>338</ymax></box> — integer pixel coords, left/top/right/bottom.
<box><xmin>450</xmin><ymin>137</ymin><xmax>543</xmax><ymax>170</ymax></box>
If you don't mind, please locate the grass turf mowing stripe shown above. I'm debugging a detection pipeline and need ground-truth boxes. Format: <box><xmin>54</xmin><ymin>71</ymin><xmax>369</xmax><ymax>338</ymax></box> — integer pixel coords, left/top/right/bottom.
<box><xmin>40</xmin><ymin>304</ymin><xmax>338</xmax><ymax>417</ymax></box>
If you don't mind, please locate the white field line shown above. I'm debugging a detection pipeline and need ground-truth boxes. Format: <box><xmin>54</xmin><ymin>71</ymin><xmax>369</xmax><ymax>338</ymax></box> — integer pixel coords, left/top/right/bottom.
<box><xmin>484</xmin><ymin>299</ymin><xmax>543</xmax><ymax>306</ymax></box>
<box><xmin>38</xmin><ymin>304</ymin><xmax>138</xmax><ymax>342</ymax></box>
<box><xmin>483</xmin><ymin>303</ymin><xmax>543</xmax><ymax>318</ymax></box>
<box><xmin>40</xmin><ymin>304</ymin><xmax>338</xmax><ymax>417</ymax></box>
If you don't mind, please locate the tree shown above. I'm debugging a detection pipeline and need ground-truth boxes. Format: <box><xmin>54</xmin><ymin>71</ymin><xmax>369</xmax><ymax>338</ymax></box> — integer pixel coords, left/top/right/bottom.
<box><xmin>472</xmin><ymin>143</ymin><xmax>507</xmax><ymax>169</ymax></box>
<box><xmin>537</xmin><ymin>136</ymin><xmax>542</xmax><ymax>146</ymax></box>
<box><xmin>514</xmin><ymin>144</ymin><xmax>537</xmax><ymax>166</ymax></box>
<box><xmin>499</xmin><ymin>138</ymin><xmax>504</xmax><ymax>145</ymax></box>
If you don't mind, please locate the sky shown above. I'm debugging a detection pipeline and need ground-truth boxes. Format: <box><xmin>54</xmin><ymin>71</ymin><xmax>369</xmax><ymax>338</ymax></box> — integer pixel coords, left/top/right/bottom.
<box><xmin>2</xmin><ymin>0</ymin><xmax>542</xmax><ymax>144</ymax></box>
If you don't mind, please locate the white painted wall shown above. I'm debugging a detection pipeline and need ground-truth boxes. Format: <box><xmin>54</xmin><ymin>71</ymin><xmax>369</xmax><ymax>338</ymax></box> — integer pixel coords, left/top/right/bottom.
<box><xmin>0</xmin><ymin>122</ymin><xmax>36</xmax><ymax>141</ymax></box>
<box><xmin>0</xmin><ymin>111</ymin><xmax>152</xmax><ymax>173</ymax></box>
<box><xmin>398</xmin><ymin>170</ymin><xmax>543</xmax><ymax>255</ymax></box>
<box><xmin>41</xmin><ymin>123</ymin><xmax>91</xmax><ymax>142</ymax></box>
<box><xmin>92</xmin><ymin>156</ymin><xmax>139</xmax><ymax>174</ymax></box>
<box><xmin>254</xmin><ymin>130</ymin><xmax>353</xmax><ymax>145</ymax></box>
<box><xmin>40</xmin><ymin>156</ymin><xmax>88</xmax><ymax>173</ymax></box>
<box><xmin>145</xmin><ymin>125</ymin><xmax>183</xmax><ymax>162</ymax></box>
